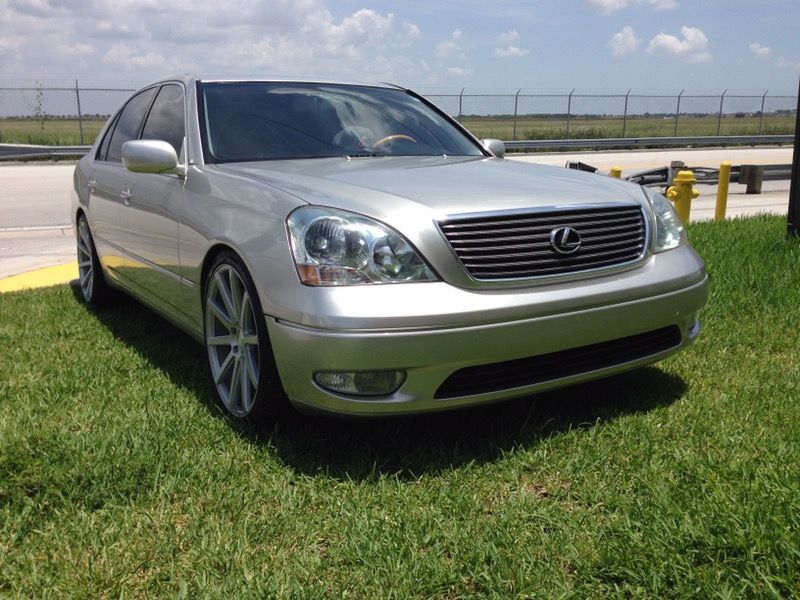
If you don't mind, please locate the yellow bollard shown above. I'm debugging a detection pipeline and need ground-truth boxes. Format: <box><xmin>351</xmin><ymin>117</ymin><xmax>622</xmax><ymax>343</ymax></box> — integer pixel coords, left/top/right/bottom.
<box><xmin>666</xmin><ymin>170</ymin><xmax>700</xmax><ymax>223</ymax></box>
<box><xmin>609</xmin><ymin>166</ymin><xmax>622</xmax><ymax>178</ymax></box>
<box><xmin>714</xmin><ymin>161</ymin><xmax>732</xmax><ymax>221</ymax></box>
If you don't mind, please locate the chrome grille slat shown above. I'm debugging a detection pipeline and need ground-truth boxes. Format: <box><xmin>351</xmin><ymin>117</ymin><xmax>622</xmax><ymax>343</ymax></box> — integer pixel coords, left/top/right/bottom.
<box><xmin>463</xmin><ymin>246</ymin><xmax>641</xmax><ymax>268</ymax></box>
<box><xmin>443</xmin><ymin>217</ymin><xmax>642</xmax><ymax>239</ymax></box>
<box><xmin>449</xmin><ymin>223</ymin><xmax>643</xmax><ymax>246</ymax></box>
<box><xmin>439</xmin><ymin>205</ymin><xmax>647</xmax><ymax>280</ymax></box>
<box><xmin>457</xmin><ymin>236</ymin><xmax>645</xmax><ymax>261</ymax></box>
<box><xmin>438</xmin><ymin>208</ymin><xmax>645</xmax><ymax>229</ymax></box>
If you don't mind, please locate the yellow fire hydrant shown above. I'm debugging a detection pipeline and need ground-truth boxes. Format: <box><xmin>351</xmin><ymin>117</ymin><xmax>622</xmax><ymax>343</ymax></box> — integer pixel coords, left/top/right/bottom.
<box><xmin>666</xmin><ymin>170</ymin><xmax>700</xmax><ymax>223</ymax></box>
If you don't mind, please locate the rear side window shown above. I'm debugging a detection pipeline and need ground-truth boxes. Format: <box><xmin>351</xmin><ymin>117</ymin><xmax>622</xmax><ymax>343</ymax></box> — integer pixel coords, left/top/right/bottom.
<box><xmin>96</xmin><ymin>113</ymin><xmax>120</xmax><ymax>161</ymax></box>
<box><xmin>141</xmin><ymin>84</ymin><xmax>185</xmax><ymax>156</ymax></box>
<box><xmin>105</xmin><ymin>87</ymin><xmax>158</xmax><ymax>163</ymax></box>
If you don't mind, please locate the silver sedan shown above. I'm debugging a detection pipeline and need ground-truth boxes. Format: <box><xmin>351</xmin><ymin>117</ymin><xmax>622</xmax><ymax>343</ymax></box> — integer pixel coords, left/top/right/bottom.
<box><xmin>72</xmin><ymin>75</ymin><xmax>708</xmax><ymax>421</ymax></box>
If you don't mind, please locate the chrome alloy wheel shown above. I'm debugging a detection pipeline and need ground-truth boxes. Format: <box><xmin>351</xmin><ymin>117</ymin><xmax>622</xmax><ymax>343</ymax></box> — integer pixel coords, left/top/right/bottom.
<box><xmin>77</xmin><ymin>217</ymin><xmax>95</xmax><ymax>302</ymax></box>
<box><xmin>205</xmin><ymin>264</ymin><xmax>261</xmax><ymax>417</ymax></box>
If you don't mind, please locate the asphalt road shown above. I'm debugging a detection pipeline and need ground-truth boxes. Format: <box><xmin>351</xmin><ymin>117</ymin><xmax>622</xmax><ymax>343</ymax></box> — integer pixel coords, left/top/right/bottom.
<box><xmin>0</xmin><ymin>147</ymin><xmax>794</xmax><ymax>278</ymax></box>
<box><xmin>0</xmin><ymin>163</ymin><xmax>76</xmax><ymax>277</ymax></box>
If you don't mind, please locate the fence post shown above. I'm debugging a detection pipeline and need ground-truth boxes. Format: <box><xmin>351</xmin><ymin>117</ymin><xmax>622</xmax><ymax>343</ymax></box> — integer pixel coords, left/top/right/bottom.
<box><xmin>759</xmin><ymin>89</ymin><xmax>768</xmax><ymax>134</ymax></box>
<box><xmin>75</xmin><ymin>79</ymin><xmax>84</xmax><ymax>145</ymax></box>
<box><xmin>717</xmin><ymin>89</ymin><xmax>727</xmax><ymax>136</ymax></box>
<box><xmin>458</xmin><ymin>88</ymin><xmax>464</xmax><ymax>122</ymax></box>
<box><xmin>788</xmin><ymin>77</ymin><xmax>800</xmax><ymax>237</ymax></box>
<box><xmin>622</xmin><ymin>88</ymin><xmax>631</xmax><ymax>137</ymax></box>
<box><xmin>512</xmin><ymin>88</ymin><xmax>521</xmax><ymax>141</ymax></box>
<box><xmin>566</xmin><ymin>89</ymin><xmax>574</xmax><ymax>136</ymax></box>
<box><xmin>674</xmin><ymin>89</ymin><xmax>683</xmax><ymax>136</ymax></box>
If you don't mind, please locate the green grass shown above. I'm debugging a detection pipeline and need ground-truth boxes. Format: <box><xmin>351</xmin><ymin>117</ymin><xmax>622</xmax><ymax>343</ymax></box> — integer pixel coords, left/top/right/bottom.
<box><xmin>1</xmin><ymin>215</ymin><xmax>799</xmax><ymax>597</ymax></box>
<box><xmin>460</xmin><ymin>115</ymin><xmax>796</xmax><ymax>141</ymax></box>
<box><xmin>0</xmin><ymin>118</ymin><xmax>106</xmax><ymax>145</ymax></box>
<box><xmin>0</xmin><ymin>114</ymin><xmax>795</xmax><ymax>146</ymax></box>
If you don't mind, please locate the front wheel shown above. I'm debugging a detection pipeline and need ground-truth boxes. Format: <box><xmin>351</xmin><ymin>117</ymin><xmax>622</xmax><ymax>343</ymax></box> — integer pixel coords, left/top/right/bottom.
<box><xmin>204</xmin><ymin>251</ymin><xmax>287</xmax><ymax>423</ymax></box>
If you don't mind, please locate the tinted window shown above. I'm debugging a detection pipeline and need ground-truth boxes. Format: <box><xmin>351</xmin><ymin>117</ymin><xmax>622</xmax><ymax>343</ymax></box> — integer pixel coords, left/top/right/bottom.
<box><xmin>200</xmin><ymin>82</ymin><xmax>483</xmax><ymax>163</ymax></box>
<box><xmin>106</xmin><ymin>87</ymin><xmax>157</xmax><ymax>163</ymax></box>
<box><xmin>96</xmin><ymin>112</ymin><xmax>120</xmax><ymax>161</ymax></box>
<box><xmin>141</xmin><ymin>84</ymin><xmax>185</xmax><ymax>156</ymax></box>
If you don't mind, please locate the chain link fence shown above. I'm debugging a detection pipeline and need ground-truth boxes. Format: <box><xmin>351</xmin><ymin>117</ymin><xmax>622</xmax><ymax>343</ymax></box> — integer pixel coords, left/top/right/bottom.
<box><xmin>0</xmin><ymin>81</ymin><xmax>796</xmax><ymax>145</ymax></box>
<box><xmin>422</xmin><ymin>88</ymin><xmax>797</xmax><ymax>141</ymax></box>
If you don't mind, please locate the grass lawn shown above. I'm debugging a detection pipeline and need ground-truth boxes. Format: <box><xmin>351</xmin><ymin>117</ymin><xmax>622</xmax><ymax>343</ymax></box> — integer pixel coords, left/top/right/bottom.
<box><xmin>0</xmin><ymin>114</ymin><xmax>795</xmax><ymax>146</ymax></box>
<box><xmin>0</xmin><ymin>118</ymin><xmax>106</xmax><ymax>146</ymax></box>
<box><xmin>460</xmin><ymin>115</ymin><xmax>796</xmax><ymax>142</ymax></box>
<box><xmin>1</xmin><ymin>215</ymin><xmax>799</xmax><ymax>597</ymax></box>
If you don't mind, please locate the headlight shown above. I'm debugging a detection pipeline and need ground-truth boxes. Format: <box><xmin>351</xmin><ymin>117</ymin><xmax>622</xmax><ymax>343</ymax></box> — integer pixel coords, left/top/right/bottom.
<box><xmin>287</xmin><ymin>206</ymin><xmax>438</xmax><ymax>285</ymax></box>
<box><xmin>644</xmin><ymin>187</ymin><xmax>688</xmax><ymax>253</ymax></box>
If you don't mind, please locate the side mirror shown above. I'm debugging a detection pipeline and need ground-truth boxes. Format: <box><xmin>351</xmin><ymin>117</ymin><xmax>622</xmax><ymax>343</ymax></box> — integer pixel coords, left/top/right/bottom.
<box><xmin>122</xmin><ymin>140</ymin><xmax>186</xmax><ymax>177</ymax></box>
<box><xmin>481</xmin><ymin>138</ymin><xmax>505</xmax><ymax>159</ymax></box>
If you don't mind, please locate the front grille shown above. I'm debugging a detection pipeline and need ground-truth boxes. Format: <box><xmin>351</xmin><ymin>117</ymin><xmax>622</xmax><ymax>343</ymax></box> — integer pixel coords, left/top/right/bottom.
<box><xmin>439</xmin><ymin>205</ymin><xmax>647</xmax><ymax>280</ymax></box>
<box><xmin>435</xmin><ymin>326</ymin><xmax>681</xmax><ymax>399</ymax></box>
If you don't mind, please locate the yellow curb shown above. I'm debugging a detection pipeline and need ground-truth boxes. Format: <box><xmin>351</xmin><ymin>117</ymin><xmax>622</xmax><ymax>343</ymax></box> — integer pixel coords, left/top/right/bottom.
<box><xmin>0</xmin><ymin>261</ymin><xmax>79</xmax><ymax>293</ymax></box>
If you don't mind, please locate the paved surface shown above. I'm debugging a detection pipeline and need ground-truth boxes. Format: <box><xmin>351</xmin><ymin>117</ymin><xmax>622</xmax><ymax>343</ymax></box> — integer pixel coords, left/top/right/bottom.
<box><xmin>0</xmin><ymin>163</ymin><xmax>76</xmax><ymax>278</ymax></box>
<box><xmin>0</xmin><ymin>148</ymin><xmax>794</xmax><ymax>286</ymax></box>
<box><xmin>513</xmin><ymin>147</ymin><xmax>793</xmax><ymax>176</ymax></box>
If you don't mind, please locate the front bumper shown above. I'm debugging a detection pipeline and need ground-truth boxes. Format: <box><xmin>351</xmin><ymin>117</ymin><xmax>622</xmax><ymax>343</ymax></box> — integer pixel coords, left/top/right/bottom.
<box><xmin>266</xmin><ymin>248</ymin><xmax>708</xmax><ymax>416</ymax></box>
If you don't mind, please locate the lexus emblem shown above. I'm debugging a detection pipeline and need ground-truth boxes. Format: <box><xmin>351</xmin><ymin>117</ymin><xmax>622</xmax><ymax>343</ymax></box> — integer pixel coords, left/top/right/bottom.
<box><xmin>550</xmin><ymin>226</ymin><xmax>582</xmax><ymax>255</ymax></box>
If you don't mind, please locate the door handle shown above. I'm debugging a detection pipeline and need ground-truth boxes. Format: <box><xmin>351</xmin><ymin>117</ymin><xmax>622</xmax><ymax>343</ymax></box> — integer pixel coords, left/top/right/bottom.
<box><xmin>88</xmin><ymin>179</ymin><xmax>96</xmax><ymax>192</ymax></box>
<box><xmin>120</xmin><ymin>188</ymin><xmax>133</xmax><ymax>206</ymax></box>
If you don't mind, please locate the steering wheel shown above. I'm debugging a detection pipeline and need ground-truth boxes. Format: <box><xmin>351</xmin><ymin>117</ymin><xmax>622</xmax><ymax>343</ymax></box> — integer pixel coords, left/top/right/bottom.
<box><xmin>372</xmin><ymin>134</ymin><xmax>417</xmax><ymax>148</ymax></box>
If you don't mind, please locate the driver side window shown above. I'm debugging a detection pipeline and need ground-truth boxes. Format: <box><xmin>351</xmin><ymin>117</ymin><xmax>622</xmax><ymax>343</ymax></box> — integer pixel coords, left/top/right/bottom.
<box><xmin>105</xmin><ymin>87</ymin><xmax>158</xmax><ymax>163</ymax></box>
<box><xmin>141</xmin><ymin>84</ymin><xmax>186</xmax><ymax>158</ymax></box>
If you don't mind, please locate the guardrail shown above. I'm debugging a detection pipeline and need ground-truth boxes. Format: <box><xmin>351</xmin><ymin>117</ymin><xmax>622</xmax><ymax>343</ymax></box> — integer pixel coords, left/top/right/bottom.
<box><xmin>0</xmin><ymin>134</ymin><xmax>794</xmax><ymax>161</ymax></box>
<box><xmin>626</xmin><ymin>163</ymin><xmax>791</xmax><ymax>191</ymax></box>
<box><xmin>504</xmin><ymin>135</ymin><xmax>794</xmax><ymax>151</ymax></box>
<box><xmin>0</xmin><ymin>143</ymin><xmax>92</xmax><ymax>160</ymax></box>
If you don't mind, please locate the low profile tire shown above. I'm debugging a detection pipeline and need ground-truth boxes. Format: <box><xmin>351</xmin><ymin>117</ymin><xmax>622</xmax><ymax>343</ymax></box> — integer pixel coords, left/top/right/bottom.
<box><xmin>76</xmin><ymin>215</ymin><xmax>112</xmax><ymax>305</ymax></box>
<box><xmin>204</xmin><ymin>251</ymin><xmax>288</xmax><ymax>423</ymax></box>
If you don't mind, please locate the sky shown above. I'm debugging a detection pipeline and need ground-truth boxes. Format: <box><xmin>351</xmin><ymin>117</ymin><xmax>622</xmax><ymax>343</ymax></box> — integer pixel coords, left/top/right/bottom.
<box><xmin>0</xmin><ymin>0</ymin><xmax>799</xmax><ymax>95</ymax></box>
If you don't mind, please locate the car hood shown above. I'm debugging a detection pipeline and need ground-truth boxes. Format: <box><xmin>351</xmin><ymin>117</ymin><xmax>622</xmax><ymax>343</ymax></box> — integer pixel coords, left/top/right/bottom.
<box><xmin>212</xmin><ymin>156</ymin><xmax>647</xmax><ymax>219</ymax></box>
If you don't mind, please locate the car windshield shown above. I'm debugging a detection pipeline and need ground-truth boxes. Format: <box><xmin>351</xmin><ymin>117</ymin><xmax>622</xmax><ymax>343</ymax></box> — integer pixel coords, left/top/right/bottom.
<box><xmin>199</xmin><ymin>81</ymin><xmax>484</xmax><ymax>163</ymax></box>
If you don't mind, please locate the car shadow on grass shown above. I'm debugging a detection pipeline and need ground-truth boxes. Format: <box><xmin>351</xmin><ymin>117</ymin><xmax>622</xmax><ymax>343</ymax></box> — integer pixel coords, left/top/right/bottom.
<box><xmin>74</xmin><ymin>284</ymin><xmax>688</xmax><ymax>480</ymax></box>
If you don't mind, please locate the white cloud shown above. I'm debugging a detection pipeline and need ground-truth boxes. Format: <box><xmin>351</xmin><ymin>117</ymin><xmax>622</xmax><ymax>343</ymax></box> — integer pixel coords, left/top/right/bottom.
<box><xmin>748</xmin><ymin>42</ymin><xmax>772</xmax><ymax>59</ymax></box>
<box><xmin>586</xmin><ymin>0</ymin><xmax>677</xmax><ymax>13</ymax></box>
<box><xmin>644</xmin><ymin>0</ymin><xmax>678</xmax><ymax>9</ymax></box>
<box><xmin>102</xmin><ymin>43</ymin><xmax>168</xmax><ymax>71</ymax></box>
<box><xmin>609</xmin><ymin>26</ymin><xmax>641</xmax><ymax>59</ymax></box>
<box><xmin>403</xmin><ymin>21</ymin><xmax>420</xmax><ymax>39</ymax></box>
<box><xmin>6</xmin><ymin>0</ymin><xmax>67</xmax><ymax>18</ymax></box>
<box><xmin>494</xmin><ymin>45</ymin><xmax>530</xmax><ymax>58</ymax></box>
<box><xmin>0</xmin><ymin>36</ymin><xmax>23</xmax><ymax>60</ymax></box>
<box><xmin>58</xmin><ymin>43</ymin><xmax>96</xmax><ymax>58</ymax></box>
<box><xmin>586</xmin><ymin>0</ymin><xmax>628</xmax><ymax>12</ymax></box>
<box><xmin>436</xmin><ymin>29</ymin><xmax>464</xmax><ymax>59</ymax></box>
<box><xmin>447</xmin><ymin>66</ymin><xmax>471</xmax><ymax>77</ymax></box>
<box><xmin>647</xmin><ymin>26</ymin><xmax>712</xmax><ymax>63</ymax></box>
<box><xmin>0</xmin><ymin>0</ymin><xmax>427</xmax><ymax>84</ymax></box>
<box><xmin>497</xmin><ymin>30</ymin><xmax>519</xmax><ymax>44</ymax></box>
<box><xmin>777</xmin><ymin>57</ymin><xmax>800</xmax><ymax>71</ymax></box>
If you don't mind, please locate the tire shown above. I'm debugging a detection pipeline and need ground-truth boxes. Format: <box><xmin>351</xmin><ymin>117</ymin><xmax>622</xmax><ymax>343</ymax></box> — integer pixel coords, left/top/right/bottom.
<box><xmin>76</xmin><ymin>215</ymin><xmax>112</xmax><ymax>306</ymax></box>
<box><xmin>203</xmin><ymin>251</ymin><xmax>288</xmax><ymax>423</ymax></box>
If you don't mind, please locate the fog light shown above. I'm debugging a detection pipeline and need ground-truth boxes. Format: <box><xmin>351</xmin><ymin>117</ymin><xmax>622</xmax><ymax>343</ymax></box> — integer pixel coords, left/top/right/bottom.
<box><xmin>314</xmin><ymin>370</ymin><xmax>406</xmax><ymax>396</ymax></box>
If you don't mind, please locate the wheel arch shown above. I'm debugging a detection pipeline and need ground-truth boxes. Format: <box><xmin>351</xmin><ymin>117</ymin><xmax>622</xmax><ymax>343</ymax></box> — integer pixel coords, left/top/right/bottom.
<box><xmin>200</xmin><ymin>242</ymin><xmax>239</xmax><ymax>296</ymax></box>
